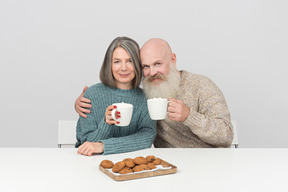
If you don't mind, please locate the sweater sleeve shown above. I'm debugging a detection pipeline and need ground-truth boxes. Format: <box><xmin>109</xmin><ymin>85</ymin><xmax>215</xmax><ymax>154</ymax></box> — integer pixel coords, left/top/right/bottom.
<box><xmin>76</xmin><ymin>90</ymin><xmax>112</xmax><ymax>146</ymax></box>
<box><xmin>183</xmin><ymin>77</ymin><xmax>234</xmax><ymax>147</ymax></box>
<box><xmin>100</xmin><ymin>105</ymin><xmax>157</xmax><ymax>155</ymax></box>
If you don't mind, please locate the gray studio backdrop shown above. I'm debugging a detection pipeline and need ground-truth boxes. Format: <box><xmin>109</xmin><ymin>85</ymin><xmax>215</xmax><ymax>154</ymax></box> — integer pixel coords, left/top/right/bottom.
<box><xmin>0</xmin><ymin>0</ymin><xmax>287</xmax><ymax>148</ymax></box>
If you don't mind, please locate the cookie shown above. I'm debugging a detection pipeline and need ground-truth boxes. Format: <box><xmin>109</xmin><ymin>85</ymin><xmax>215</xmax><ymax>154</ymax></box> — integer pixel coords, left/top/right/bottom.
<box><xmin>139</xmin><ymin>164</ymin><xmax>149</xmax><ymax>170</ymax></box>
<box><xmin>146</xmin><ymin>155</ymin><xmax>155</xmax><ymax>162</ymax></box>
<box><xmin>147</xmin><ymin>162</ymin><xmax>157</xmax><ymax>170</ymax></box>
<box><xmin>119</xmin><ymin>167</ymin><xmax>134</xmax><ymax>174</ymax></box>
<box><xmin>100</xmin><ymin>160</ymin><xmax>114</xmax><ymax>169</ymax></box>
<box><xmin>133</xmin><ymin>165</ymin><xmax>144</xmax><ymax>172</ymax></box>
<box><xmin>133</xmin><ymin>156</ymin><xmax>148</xmax><ymax>165</ymax></box>
<box><xmin>112</xmin><ymin>161</ymin><xmax>125</xmax><ymax>173</ymax></box>
<box><xmin>152</xmin><ymin>158</ymin><xmax>161</xmax><ymax>165</ymax></box>
<box><xmin>123</xmin><ymin>158</ymin><xmax>135</xmax><ymax>168</ymax></box>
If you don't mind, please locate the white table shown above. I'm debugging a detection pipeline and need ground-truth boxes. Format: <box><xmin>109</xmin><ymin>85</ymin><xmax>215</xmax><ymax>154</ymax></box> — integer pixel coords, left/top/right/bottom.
<box><xmin>0</xmin><ymin>148</ymin><xmax>287</xmax><ymax>192</ymax></box>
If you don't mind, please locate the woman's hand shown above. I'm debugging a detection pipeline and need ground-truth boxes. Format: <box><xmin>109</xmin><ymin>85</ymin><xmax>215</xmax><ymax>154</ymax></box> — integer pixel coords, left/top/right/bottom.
<box><xmin>77</xmin><ymin>142</ymin><xmax>104</xmax><ymax>156</ymax></box>
<box><xmin>105</xmin><ymin>105</ymin><xmax>120</xmax><ymax>125</ymax></box>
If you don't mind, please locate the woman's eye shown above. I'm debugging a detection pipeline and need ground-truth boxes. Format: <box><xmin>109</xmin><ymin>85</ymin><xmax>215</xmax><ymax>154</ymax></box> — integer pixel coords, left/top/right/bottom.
<box><xmin>114</xmin><ymin>60</ymin><xmax>119</xmax><ymax>63</ymax></box>
<box><xmin>128</xmin><ymin>60</ymin><xmax>132</xmax><ymax>63</ymax></box>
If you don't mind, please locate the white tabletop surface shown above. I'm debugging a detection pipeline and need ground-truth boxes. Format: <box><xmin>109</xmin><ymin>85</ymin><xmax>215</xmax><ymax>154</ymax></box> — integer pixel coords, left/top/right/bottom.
<box><xmin>0</xmin><ymin>148</ymin><xmax>288</xmax><ymax>192</ymax></box>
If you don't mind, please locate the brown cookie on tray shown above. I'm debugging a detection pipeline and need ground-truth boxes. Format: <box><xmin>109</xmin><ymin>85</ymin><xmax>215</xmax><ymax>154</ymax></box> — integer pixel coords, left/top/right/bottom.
<box><xmin>119</xmin><ymin>167</ymin><xmax>134</xmax><ymax>174</ymax></box>
<box><xmin>123</xmin><ymin>158</ymin><xmax>135</xmax><ymax>168</ymax></box>
<box><xmin>138</xmin><ymin>164</ymin><xmax>149</xmax><ymax>170</ymax></box>
<box><xmin>133</xmin><ymin>165</ymin><xmax>145</xmax><ymax>172</ymax></box>
<box><xmin>146</xmin><ymin>155</ymin><xmax>155</xmax><ymax>162</ymax></box>
<box><xmin>112</xmin><ymin>161</ymin><xmax>126</xmax><ymax>173</ymax></box>
<box><xmin>147</xmin><ymin>163</ymin><xmax>157</xmax><ymax>170</ymax></box>
<box><xmin>152</xmin><ymin>158</ymin><xmax>161</xmax><ymax>165</ymax></box>
<box><xmin>133</xmin><ymin>156</ymin><xmax>148</xmax><ymax>165</ymax></box>
<box><xmin>100</xmin><ymin>160</ymin><xmax>114</xmax><ymax>169</ymax></box>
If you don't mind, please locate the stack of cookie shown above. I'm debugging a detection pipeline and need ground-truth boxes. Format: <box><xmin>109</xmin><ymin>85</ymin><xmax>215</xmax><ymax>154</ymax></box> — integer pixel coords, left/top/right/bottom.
<box><xmin>100</xmin><ymin>155</ymin><xmax>162</xmax><ymax>174</ymax></box>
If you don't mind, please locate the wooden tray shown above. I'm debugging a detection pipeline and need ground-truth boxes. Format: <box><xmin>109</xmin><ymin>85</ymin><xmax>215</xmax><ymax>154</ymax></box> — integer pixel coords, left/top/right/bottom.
<box><xmin>99</xmin><ymin>158</ymin><xmax>177</xmax><ymax>181</ymax></box>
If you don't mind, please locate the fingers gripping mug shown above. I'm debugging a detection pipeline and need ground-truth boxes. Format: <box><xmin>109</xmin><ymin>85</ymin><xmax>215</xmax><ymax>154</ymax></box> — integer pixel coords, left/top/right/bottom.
<box><xmin>111</xmin><ymin>102</ymin><xmax>133</xmax><ymax>126</ymax></box>
<box><xmin>147</xmin><ymin>98</ymin><xmax>169</xmax><ymax>120</ymax></box>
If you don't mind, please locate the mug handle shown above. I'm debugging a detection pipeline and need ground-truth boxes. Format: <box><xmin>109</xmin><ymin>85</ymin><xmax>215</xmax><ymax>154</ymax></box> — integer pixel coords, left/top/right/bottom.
<box><xmin>111</xmin><ymin>109</ymin><xmax>121</xmax><ymax>121</ymax></box>
<box><xmin>166</xmin><ymin>100</ymin><xmax>171</xmax><ymax>114</ymax></box>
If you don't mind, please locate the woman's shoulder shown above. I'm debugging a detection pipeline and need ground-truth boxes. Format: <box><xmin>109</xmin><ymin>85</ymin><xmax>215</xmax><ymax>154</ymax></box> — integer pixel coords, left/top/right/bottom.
<box><xmin>85</xmin><ymin>83</ymin><xmax>109</xmax><ymax>97</ymax></box>
<box><xmin>135</xmin><ymin>87</ymin><xmax>144</xmax><ymax>93</ymax></box>
<box><xmin>117</xmin><ymin>87</ymin><xmax>146</xmax><ymax>105</ymax></box>
<box><xmin>132</xmin><ymin>88</ymin><xmax>148</xmax><ymax>107</ymax></box>
<box><xmin>133</xmin><ymin>87</ymin><xmax>146</xmax><ymax>98</ymax></box>
<box><xmin>88</xmin><ymin>83</ymin><xmax>105</xmax><ymax>89</ymax></box>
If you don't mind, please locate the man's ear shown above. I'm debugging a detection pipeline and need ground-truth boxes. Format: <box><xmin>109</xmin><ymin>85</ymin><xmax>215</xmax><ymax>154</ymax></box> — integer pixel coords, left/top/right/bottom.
<box><xmin>171</xmin><ymin>53</ymin><xmax>176</xmax><ymax>65</ymax></box>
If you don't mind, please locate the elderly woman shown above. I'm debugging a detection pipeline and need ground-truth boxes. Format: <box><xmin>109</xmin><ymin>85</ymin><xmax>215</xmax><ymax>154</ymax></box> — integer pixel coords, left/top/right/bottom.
<box><xmin>76</xmin><ymin>37</ymin><xmax>156</xmax><ymax>156</ymax></box>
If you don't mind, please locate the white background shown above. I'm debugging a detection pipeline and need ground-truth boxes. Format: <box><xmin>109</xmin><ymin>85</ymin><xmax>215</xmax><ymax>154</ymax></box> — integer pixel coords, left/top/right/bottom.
<box><xmin>0</xmin><ymin>0</ymin><xmax>287</xmax><ymax>148</ymax></box>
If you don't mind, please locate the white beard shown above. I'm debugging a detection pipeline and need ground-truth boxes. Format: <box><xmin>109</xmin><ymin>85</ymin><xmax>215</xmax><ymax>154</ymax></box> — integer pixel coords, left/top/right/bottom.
<box><xmin>142</xmin><ymin>64</ymin><xmax>181</xmax><ymax>99</ymax></box>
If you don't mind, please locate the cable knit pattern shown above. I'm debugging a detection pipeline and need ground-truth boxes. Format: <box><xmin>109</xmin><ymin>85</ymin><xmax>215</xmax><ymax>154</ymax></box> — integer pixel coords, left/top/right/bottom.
<box><xmin>154</xmin><ymin>70</ymin><xmax>233</xmax><ymax>148</ymax></box>
<box><xmin>76</xmin><ymin>83</ymin><xmax>156</xmax><ymax>155</ymax></box>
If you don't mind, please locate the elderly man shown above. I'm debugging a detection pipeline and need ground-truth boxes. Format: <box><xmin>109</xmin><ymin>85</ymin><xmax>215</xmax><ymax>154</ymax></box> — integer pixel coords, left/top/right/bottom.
<box><xmin>75</xmin><ymin>38</ymin><xmax>233</xmax><ymax>148</ymax></box>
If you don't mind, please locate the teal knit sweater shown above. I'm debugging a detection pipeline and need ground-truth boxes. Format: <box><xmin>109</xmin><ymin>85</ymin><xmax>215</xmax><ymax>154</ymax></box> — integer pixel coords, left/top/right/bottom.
<box><xmin>75</xmin><ymin>83</ymin><xmax>156</xmax><ymax>155</ymax></box>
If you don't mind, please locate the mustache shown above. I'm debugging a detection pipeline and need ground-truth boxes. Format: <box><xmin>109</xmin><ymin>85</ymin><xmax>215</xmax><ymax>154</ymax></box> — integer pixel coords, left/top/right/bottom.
<box><xmin>146</xmin><ymin>73</ymin><xmax>166</xmax><ymax>82</ymax></box>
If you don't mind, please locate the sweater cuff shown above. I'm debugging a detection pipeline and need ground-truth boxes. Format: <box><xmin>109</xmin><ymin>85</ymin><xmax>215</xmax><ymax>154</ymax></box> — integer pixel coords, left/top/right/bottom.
<box><xmin>183</xmin><ymin>109</ymin><xmax>206</xmax><ymax>131</ymax></box>
<box><xmin>100</xmin><ymin>139</ymin><xmax>130</xmax><ymax>155</ymax></box>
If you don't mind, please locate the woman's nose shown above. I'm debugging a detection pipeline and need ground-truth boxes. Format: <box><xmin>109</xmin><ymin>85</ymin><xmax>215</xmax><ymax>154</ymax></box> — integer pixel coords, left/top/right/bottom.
<box><xmin>121</xmin><ymin>63</ymin><xmax>127</xmax><ymax>70</ymax></box>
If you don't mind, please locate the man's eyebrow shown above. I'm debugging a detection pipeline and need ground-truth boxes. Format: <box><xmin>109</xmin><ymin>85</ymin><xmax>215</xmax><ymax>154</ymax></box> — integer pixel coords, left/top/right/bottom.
<box><xmin>153</xmin><ymin>60</ymin><xmax>162</xmax><ymax>63</ymax></box>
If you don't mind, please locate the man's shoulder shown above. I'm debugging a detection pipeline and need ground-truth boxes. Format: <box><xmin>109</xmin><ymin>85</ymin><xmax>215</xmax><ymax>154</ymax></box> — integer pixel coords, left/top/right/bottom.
<box><xmin>181</xmin><ymin>70</ymin><xmax>212</xmax><ymax>84</ymax></box>
<box><xmin>180</xmin><ymin>70</ymin><xmax>221</xmax><ymax>95</ymax></box>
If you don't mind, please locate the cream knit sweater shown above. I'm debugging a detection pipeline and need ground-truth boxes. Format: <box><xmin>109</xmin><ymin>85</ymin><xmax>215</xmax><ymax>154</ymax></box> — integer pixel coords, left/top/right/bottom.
<box><xmin>153</xmin><ymin>70</ymin><xmax>233</xmax><ymax>148</ymax></box>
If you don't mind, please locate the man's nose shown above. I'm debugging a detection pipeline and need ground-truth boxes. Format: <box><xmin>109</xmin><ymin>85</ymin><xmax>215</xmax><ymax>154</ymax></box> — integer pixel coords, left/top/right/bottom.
<box><xmin>150</xmin><ymin>66</ymin><xmax>157</xmax><ymax>76</ymax></box>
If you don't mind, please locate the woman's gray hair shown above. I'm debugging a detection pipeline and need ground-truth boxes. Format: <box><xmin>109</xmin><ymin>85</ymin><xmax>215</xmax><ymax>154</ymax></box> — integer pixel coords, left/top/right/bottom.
<box><xmin>100</xmin><ymin>36</ymin><xmax>142</xmax><ymax>89</ymax></box>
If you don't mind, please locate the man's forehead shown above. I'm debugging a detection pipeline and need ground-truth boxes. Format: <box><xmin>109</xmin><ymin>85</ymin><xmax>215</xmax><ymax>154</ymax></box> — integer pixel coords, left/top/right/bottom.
<box><xmin>141</xmin><ymin>52</ymin><xmax>163</xmax><ymax>63</ymax></box>
<box><xmin>141</xmin><ymin>51</ymin><xmax>168</xmax><ymax>64</ymax></box>
<box><xmin>141</xmin><ymin>48</ymin><xmax>164</xmax><ymax>57</ymax></box>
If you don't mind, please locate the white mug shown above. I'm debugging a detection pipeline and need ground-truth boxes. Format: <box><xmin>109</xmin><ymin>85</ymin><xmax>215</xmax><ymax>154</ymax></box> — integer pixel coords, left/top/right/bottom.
<box><xmin>111</xmin><ymin>103</ymin><xmax>133</xmax><ymax>126</ymax></box>
<box><xmin>147</xmin><ymin>98</ymin><xmax>169</xmax><ymax>120</ymax></box>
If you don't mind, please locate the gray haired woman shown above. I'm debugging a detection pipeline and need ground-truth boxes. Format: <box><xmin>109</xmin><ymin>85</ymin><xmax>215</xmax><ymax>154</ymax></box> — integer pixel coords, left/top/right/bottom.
<box><xmin>75</xmin><ymin>37</ymin><xmax>156</xmax><ymax>156</ymax></box>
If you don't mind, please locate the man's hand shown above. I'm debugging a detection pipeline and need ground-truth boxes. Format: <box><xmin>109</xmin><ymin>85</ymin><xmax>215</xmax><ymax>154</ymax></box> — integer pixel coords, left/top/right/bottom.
<box><xmin>77</xmin><ymin>141</ymin><xmax>104</xmax><ymax>156</ymax></box>
<box><xmin>167</xmin><ymin>98</ymin><xmax>190</xmax><ymax>122</ymax></box>
<box><xmin>75</xmin><ymin>86</ymin><xmax>92</xmax><ymax>118</ymax></box>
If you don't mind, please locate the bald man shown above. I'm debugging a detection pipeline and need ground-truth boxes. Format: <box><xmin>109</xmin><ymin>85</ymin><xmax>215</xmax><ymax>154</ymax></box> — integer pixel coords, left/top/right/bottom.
<box><xmin>75</xmin><ymin>38</ymin><xmax>233</xmax><ymax>148</ymax></box>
